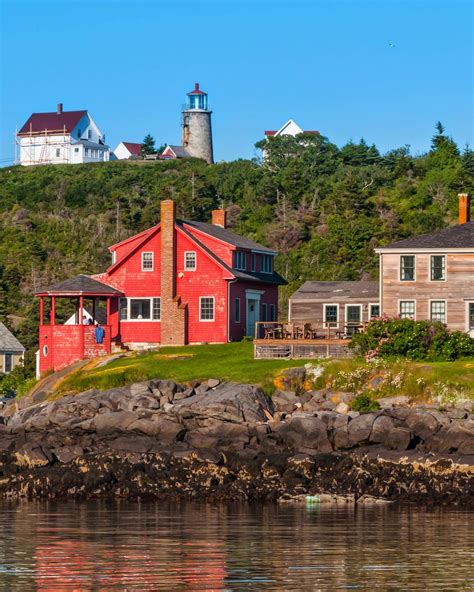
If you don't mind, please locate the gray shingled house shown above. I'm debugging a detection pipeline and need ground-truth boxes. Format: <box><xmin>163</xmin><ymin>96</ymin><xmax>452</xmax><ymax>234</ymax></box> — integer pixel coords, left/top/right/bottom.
<box><xmin>0</xmin><ymin>323</ymin><xmax>25</xmax><ymax>374</ymax></box>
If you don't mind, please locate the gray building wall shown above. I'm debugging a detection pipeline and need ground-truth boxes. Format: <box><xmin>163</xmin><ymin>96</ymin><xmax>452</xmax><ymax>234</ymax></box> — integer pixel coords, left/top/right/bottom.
<box><xmin>181</xmin><ymin>110</ymin><xmax>214</xmax><ymax>164</ymax></box>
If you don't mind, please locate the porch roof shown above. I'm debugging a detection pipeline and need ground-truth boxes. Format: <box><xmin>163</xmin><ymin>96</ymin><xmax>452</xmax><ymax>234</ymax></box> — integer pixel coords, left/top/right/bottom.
<box><xmin>35</xmin><ymin>274</ymin><xmax>124</xmax><ymax>297</ymax></box>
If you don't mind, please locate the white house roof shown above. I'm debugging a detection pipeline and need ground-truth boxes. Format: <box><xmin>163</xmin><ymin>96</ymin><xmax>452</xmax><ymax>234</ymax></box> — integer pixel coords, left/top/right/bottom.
<box><xmin>0</xmin><ymin>323</ymin><xmax>25</xmax><ymax>352</ymax></box>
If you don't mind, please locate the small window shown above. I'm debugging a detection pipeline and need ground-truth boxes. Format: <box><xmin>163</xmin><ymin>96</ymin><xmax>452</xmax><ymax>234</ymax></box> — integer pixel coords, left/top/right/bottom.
<box><xmin>430</xmin><ymin>301</ymin><xmax>446</xmax><ymax>323</ymax></box>
<box><xmin>269</xmin><ymin>303</ymin><xmax>276</xmax><ymax>321</ymax></box>
<box><xmin>468</xmin><ymin>303</ymin><xmax>474</xmax><ymax>331</ymax></box>
<box><xmin>234</xmin><ymin>251</ymin><xmax>246</xmax><ymax>270</ymax></box>
<box><xmin>235</xmin><ymin>298</ymin><xmax>240</xmax><ymax>323</ymax></box>
<box><xmin>324</xmin><ymin>304</ymin><xmax>338</xmax><ymax>326</ymax></box>
<box><xmin>74</xmin><ymin>147</ymin><xmax>79</xmax><ymax>153</ymax></box>
<box><xmin>400</xmin><ymin>301</ymin><xmax>415</xmax><ymax>319</ymax></box>
<box><xmin>400</xmin><ymin>255</ymin><xmax>415</xmax><ymax>281</ymax></box>
<box><xmin>4</xmin><ymin>353</ymin><xmax>12</xmax><ymax>373</ymax></box>
<box><xmin>119</xmin><ymin>298</ymin><xmax>128</xmax><ymax>320</ymax></box>
<box><xmin>200</xmin><ymin>297</ymin><xmax>214</xmax><ymax>321</ymax></box>
<box><xmin>42</xmin><ymin>345</ymin><xmax>48</xmax><ymax>357</ymax></box>
<box><xmin>370</xmin><ymin>304</ymin><xmax>380</xmax><ymax>318</ymax></box>
<box><xmin>261</xmin><ymin>255</ymin><xmax>273</xmax><ymax>274</ymax></box>
<box><xmin>141</xmin><ymin>252</ymin><xmax>153</xmax><ymax>271</ymax></box>
<box><xmin>130</xmin><ymin>299</ymin><xmax>151</xmax><ymax>320</ymax></box>
<box><xmin>88</xmin><ymin>130</ymin><xmax>92</xmax><ymax>139</ymax></box>
<box><xmin>185</xmin><ymin>252</ymin><xmax>196</xmax><ymax>270</ymax></box>
<box><xmin>430</xmin><ymin>255</ymin><xmax>445</xmax><ymax>281</ymax></box>
<box><xmin>152</xmin><ymin>298</ymin><xmax>161</xmax><ymax>320</ymax></box>
<box><xmin>251</xmin><ymin>253</ymin><xmax>256</xmax><ymax>272</ymax></box>
<box><xmin>77</xmin><ymin>129</ymin><xmax>82</xmax><ymax>138</ymax></box>
<box><xmin>111</xmin><ymin>251</ymin><xmax>116</xmax><ymax>264</ymax></box>
<box><xmin>261</xmin><ymin>303</ymin><xmax>267</xmax><ymax>322</ymax></box>
<box><xmin>55</xmin><ymin>148</ymin><xmax>60</xmax><ymax>157</ymax></box>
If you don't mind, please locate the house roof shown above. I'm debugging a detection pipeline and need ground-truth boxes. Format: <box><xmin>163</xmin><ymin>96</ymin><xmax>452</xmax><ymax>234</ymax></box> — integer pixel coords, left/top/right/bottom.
<box><xmin>35</xmin><ymin>275</ymin><xmax>124</xmax><ymax>296</ymax></box>
<box><xmin>380</xmin><ymin>222</ymin><xmax>474</xmax><ymax>250</ymax></box>
<box><xmin>187</xmin><ymin>83</ymin><xmax>206</xmax><ymax>96</ymax></box>
<box><xmin>161</xmin><ymin>145</ymin><xmax>191</xmax><ymax>159</ymax></box>
<box><xmin>264</xmin><ymin>119</ymin><xmax>319</xmax><ymax>137</ymax></box>
<box><xmin>180</xmin><ymin>220</ymin><xmax>277</xmax><ymax>254</ymax></box>
<box><xmin>18</xmin><ymin>110</ymin><xmax>87</xmax><ymax>135</ymax></box>
<box><xmin>122</xmin><ymin>142</ymin><xmax>142</xmax><ymax>155</ymax></box>
<box><xmin>291</xmin><ymin>281</ymin><xmax>379</xmax><ymax>301</ymax></box>
<box><xmin>0</xmin><ymin>323</ymin><xmax>25</xmax><ymax>352</ymax></box>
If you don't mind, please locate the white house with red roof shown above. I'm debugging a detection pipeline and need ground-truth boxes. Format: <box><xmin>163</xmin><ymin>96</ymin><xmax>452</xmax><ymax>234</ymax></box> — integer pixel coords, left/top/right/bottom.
<box><xmin>16</xmin><ymin>103</ymin><xmax>110</xmax><ymax>166</ymax></box>
<box><xmin>113</xmin><ymin>142</ymin><xmax>143</xmax><ymax>160</ymax></box>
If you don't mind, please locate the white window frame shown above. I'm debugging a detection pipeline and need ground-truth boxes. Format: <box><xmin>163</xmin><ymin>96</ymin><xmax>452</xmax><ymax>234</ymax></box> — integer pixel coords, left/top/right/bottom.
<box><xmin>261</xmin><ymin>254</ymin><xmax>273</xmax><ymax>274</ymax></box>
<box><xmin>369</xmin><ymin>303</ymin><xmax>381</xmax><ymax>319</ymax></box>
<box><xmin>429</xmin><ymin>254</ymin><xmax>447</xmax><ymax>282</ymax></box>
<box><xmin>4</xmin><ymin>353</ymin><xmax>13</xmax><ymax>374</ymax></box>
<box><xmin>184</xmin><ymin>251</ymin><xmax>197</xmax><ymax>271</ymax></box>
<box><xmin>141</xmin><ymin>251</ymin><xmax>154</xmax><ymax>271</ymax></box>
<box><xmin>235</xmin><ymin>298</ymin><xmax>241</xmax><ymax>323</ymax></box>
<box><xmin>111</xmin><ymin>251</ymin><xmax>116</xmax><ymax>264</ymax></box>
<box><xmin>323</xmin><ymin>303</ymin><xmax>339</xmax><ymax>327</ymax></box>
<box><xmin>120</xmin><ymin>297</ymin><xmax>161</xmax><ymax>322</ymax></box>
<box><xmin>345</xmin><ymin>304</ymin><xmax>363</xmax><ymax>326</ymax></box>
<box><xmin>399</xmin><ymin>255</ymin><xmax>416</xmax><ymax>282</ymax></box>
<box><xmin>199</xmin><ymin>297</ymin><xmax>215</xmax><ymax>322</ymax></box>
<box><xmin>466</xmin><ymin>301</ymin><xmax>474</xmax><ymax>334</ymax></box>
<box><xmin>399</xmin><ymin>300</ymin><xmax>416</xmax><ymax>320</ymax></box>
<box><xmin>429</xmin><ymin>300</ymin><xmax>447</xmax><ymax>324</ymax></box>
<box><xmin>234</xmin><ymin>251</ymin><xmax>246</xmax><ymax>271</ymax></box>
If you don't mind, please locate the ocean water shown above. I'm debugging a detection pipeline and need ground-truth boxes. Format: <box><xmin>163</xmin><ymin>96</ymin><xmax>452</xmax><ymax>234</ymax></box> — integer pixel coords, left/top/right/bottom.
<box><xmin>0</xmin><ymin>500</ymin><xmax>472</xmax><ymax>590</ymax></box>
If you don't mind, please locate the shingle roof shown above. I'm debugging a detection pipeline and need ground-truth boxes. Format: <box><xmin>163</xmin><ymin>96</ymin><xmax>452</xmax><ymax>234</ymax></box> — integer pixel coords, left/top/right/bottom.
<box><xmin>381</xmin><ymin>222</ymin><xmax>474</xmax><ymax>250</ymax></box>
<box><xmin>0</xmin><ymin>323</ymin><xmax>25</xmax><ymax>352</ymax></box>
<box><xmin>18</xmin><ymin>110</ymin><xmax>87</xmax><ymax>135</ymax></box>
<box><xmin>291</xmin><ymin>281</ymin><xmax>379</xmax><ymax>301</ymax></box>
<box><xmin>165</xmin><ymin>145</ymin><xmax>191</xmax><ymax>158</ymax></box>
<box><xmin>35</xmin><ymin>275</ymin><xmax>124</xmax><ymax>296</ymax></box>
<box><xmin>180</xmin><ymin>220</ymin><xmax>277</xmax><ymax>254</ymax></box>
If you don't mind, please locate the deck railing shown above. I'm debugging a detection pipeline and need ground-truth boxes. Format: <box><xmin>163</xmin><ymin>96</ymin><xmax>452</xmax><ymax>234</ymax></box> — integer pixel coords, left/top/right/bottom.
<box><xmin>255</xmin><ymin>321</ymin><xmax>364</xmax><ymax>341</ymax></box>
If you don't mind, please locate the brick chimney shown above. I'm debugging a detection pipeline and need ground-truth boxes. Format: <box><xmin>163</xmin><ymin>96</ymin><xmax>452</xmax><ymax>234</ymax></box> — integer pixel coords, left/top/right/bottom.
<box><xmin>160</xmin><ymin>200</ymin><xmax>187</xmax><ymax>345</ymax></box>
<box><xmin>57</xmin><ymin>103</ymin><xmax>63</xmax><ymax>115</ymax></box>
<box><xmin>459</xmin><ymin>193</ymin><xmax>471</xmax><ymax>225</ymax></box>
<box><xmin>212</xmin><ymin>209</ymin><xmax>227</xmax><ymax>228</ymax></box>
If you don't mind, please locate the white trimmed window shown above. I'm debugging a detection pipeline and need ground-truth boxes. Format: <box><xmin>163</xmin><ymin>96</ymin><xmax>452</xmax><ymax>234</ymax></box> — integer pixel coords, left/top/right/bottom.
<box><xmin>120</xmin><ymin>297</ymin><xmax>160</xmax><ymax>321</ymax></box>
<box><xmin>468</xmin><ymin>303</ymin><xmax>474</xmax><ymax>331</ymax></box>
<box><xmin>200</xmin><ymin>297</ymin><xmax>214</xmax><ymax>321</ymax></box>
<box><xmin>185</xmin><ymin>251</ymin><xmax>196</xmax><ymax>270</ymax></box>
<box><xmin>235</xmin><ymin>298</ymin><xmax>241</xmax><ymax>323</ymax></box>
<box><xmin>324</xmin><ymin>304</ymin><xmax>338</xmax><ymax>326</ymax></box>
<box><xmin>430</xmin><ymin>255</ymin><xmax>445</xmax><ymax>281</ymax></box>
<box><xmin>370</xmin><ymin>304</ymin><xmax>380</xmax><ymax>318</ymax></box>
<box><xmin>399</xmin><ymin>301</ymin><xmax>415</xmax><ymax>319</ymax></box>
<box><xmin>234</xmin><ymin>251</ymin><xmax>246</xmax><ymax>270</ymax></box>
<box><xmin>430</xmin><ymin>301</ymin><xmax>446</xmax><ymax>323</ymax></box>
<box><xmin>141</xmin><ymin>252</ymin><xmax>153</xmax><ymax>271</ymax></box>
<box><xmin>400</xmin><ymin>255</ymin><xmax>415</xmax><ymax>281</ymax></box>
<box><xmin>261</xmin><ymin>255</ymin><xmax>273</xmax><ymax>274</ymax></box>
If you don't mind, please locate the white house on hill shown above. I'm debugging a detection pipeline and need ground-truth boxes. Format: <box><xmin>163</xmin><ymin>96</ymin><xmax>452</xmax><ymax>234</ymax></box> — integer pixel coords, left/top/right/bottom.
<box><xmin>16</xmin><ymin>104</ymin><xmax>110</xmax><ymax>166</ymax></box>
<box><xmin>113</xmin><ymin>142</ymin><xmax>143</xmax><ymax>160</ymax></box>
<box><xmin>264</xmin><ymin>119</ymin><xmax>319</xmax><ymax>139</ymax></box>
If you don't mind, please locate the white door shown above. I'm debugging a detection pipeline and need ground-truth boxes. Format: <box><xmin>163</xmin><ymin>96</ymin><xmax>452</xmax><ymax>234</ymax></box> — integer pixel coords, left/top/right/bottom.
<box><xmin>246</xmin><ymin>299</ymin><xmax>259</xmax><ymax>336</ymax></box>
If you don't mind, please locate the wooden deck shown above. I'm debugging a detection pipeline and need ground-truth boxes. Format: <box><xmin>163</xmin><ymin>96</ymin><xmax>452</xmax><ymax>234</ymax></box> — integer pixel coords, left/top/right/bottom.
<box><xmin>254</xmin><ymin>337</ymin><xmax>352</xmax><ymax>360</ymax></box>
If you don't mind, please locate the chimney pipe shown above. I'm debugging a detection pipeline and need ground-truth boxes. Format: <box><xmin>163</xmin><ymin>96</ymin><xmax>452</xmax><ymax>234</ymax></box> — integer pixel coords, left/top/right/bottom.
<box><xmin>195</xmin><ymin>83</ymin><xmax>199</xmax><ymax>91</ymax></box>
<box><xmin>57</xmin><ymin>103</ymin><xmax>63</xmax><ymax>115</ymax></box>
<box><xmin>459</xmin><ymin>193</ymin><xmax>471</xmax><ymax>225</ymax></box>
<box><xmin>212</xmin><ymin>209</ymin><xmax>227</xmax><ymax>228</ymax></box>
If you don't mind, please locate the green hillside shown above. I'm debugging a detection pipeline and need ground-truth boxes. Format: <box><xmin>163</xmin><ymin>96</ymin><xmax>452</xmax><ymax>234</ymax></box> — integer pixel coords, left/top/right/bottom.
<box><xmin>0</xmin><ymin>123</ymin><xmax>473</xmax><ymax>373</ymax></box>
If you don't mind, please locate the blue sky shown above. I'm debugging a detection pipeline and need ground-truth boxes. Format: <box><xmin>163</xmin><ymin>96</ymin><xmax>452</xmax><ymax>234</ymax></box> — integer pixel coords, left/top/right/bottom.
<box><xmin>0</xmin><ymin>0</ymin><xmax>472</xmax><ymax>164</ymax></box>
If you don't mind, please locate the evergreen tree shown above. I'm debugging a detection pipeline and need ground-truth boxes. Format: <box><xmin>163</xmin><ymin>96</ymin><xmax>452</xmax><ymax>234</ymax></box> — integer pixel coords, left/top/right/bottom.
<box><xmin>141</xmin><ymin>134</ymin><xmax>156</xmax><ymax>156</ymax></box>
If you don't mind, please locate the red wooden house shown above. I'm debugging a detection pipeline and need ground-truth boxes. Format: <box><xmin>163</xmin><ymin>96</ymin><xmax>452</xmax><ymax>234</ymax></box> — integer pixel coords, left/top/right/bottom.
<box><xmin>36</xmin><ymin>200</ymin><xmax>286</xmax><ymax>374</ymax></box>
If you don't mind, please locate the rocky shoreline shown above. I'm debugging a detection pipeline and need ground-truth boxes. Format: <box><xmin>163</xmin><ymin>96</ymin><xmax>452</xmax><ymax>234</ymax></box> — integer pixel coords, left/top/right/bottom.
<box><xmin>0</xmin><ymin>377</ymin><xmax>473</xmax><ymax>506</ymax></box>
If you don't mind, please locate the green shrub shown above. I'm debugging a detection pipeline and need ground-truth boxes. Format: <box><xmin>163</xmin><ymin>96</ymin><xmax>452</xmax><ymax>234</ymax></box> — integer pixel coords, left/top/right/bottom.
<box><xmin>349</xmin><ymin>393</ymin><xmax>381</xmax><ymax>412</ymax></box>
<box><xmin>350</xmin><ymin>318</ymin><xmax>474</xmax><ymax>361</ymax></box>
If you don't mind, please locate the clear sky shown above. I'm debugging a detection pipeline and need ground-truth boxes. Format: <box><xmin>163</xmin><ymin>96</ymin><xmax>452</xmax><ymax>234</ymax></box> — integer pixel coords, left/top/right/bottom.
<box><xmin>0</xmin><ymin>0</ymin><xmax>472</xmax><ymax>164</ymax></box>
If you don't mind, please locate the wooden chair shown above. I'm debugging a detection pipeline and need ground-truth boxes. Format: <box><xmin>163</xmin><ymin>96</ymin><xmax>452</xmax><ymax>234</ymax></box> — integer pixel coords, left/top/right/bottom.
<box><xmin>282</xmin><ymin>322</ymin><xmax>294</xmax><ymax>339</ymax></box>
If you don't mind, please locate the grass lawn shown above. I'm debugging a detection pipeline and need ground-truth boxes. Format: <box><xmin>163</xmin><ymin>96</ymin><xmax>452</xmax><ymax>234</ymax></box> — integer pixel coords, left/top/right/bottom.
<box><xmin>53</xmin><ymin>341</ymin><xmax>310</xmax><ymax>397</ymax></box>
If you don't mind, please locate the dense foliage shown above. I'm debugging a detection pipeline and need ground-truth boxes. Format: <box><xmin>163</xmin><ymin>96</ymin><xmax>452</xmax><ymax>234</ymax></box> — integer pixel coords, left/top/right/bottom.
<box><xmin>0</xmin><ymin>123</ymin><xmax>472</xmax><ymax>374</ymax></box>
<box><xmin>350</xmin><ymin>318</ymin><xmax>474</xmax><ymax>361</ymax></box>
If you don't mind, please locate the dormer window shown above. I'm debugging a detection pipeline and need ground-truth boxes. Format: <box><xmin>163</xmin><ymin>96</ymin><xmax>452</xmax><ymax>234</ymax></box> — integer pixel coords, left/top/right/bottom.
<box><xmin>261</xmin><ymin>254</ymin><xmax>273</xmax><ymax>274</ymax></box>
<box><xmin>234</xmin><ymin>251</ymin><xmax>246</xmax><ymax>270</ymax></box>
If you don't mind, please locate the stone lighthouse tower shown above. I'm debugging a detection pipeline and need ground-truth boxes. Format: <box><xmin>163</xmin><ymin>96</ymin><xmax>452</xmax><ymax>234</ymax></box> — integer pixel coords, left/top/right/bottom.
<box><xmin>181</xmin><ymin>83</ymin><xmax>214</xmax><ymax>164</ymax></box>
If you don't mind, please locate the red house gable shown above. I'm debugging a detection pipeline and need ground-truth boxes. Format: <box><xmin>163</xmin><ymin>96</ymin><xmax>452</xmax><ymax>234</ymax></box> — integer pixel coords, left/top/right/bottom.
<box><xmin>35</xmin><ymin>200</ymin><xmax>285</xmax><ymax>374</ymax></box>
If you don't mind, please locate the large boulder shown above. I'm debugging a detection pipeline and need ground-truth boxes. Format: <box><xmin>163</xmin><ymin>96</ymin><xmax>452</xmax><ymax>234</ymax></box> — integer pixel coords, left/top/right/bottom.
<box><xmin>347</xmin><ymin>413</ymin><xmax>377</xmax><ymax>446</ymax></box>
<box><xmin>275</xmin><ymin>416</ymin><xmax>333</xmax><ymax>454</ymax></box>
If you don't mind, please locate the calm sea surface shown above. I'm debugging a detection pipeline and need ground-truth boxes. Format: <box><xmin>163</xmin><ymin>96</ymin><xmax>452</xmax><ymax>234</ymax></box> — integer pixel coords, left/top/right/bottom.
<box><xmin>0</xmin><ymin>500</ymin><xmax>472</xmax><ymax>591</ymax></box>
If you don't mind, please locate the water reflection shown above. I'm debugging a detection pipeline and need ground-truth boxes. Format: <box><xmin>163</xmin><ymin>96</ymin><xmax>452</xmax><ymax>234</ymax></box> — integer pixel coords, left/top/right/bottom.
<box><xmin>0</xmin><ymin>500</ymin><xmax>472</xmax><ymax>590</ymax></box>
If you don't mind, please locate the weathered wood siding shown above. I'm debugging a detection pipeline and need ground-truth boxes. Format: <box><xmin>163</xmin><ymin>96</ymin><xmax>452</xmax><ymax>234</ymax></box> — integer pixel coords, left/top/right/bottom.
<box><xmin>381</xmin><ymin>252</ymin><xmax>474</xmax><ymax>332</ymax></box>
<box><xmin>289</xmin><ymin>299</ymin><xmax>376</xmax><ymax>324</ymax></box>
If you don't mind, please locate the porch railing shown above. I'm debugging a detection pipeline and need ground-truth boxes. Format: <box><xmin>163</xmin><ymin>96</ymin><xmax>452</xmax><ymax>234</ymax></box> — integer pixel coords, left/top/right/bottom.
<box><xmin>254</xmin><ymin>321</ymin><xmax>365</xmax><ymax>341</ymax></box>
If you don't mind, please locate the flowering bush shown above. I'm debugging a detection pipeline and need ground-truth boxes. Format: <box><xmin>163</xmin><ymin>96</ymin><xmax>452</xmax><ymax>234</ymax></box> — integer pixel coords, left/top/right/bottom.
<box><xmin>350</xmin><ymin>318</ymin><xmax>474</xmax><ymax>361</ymax></box>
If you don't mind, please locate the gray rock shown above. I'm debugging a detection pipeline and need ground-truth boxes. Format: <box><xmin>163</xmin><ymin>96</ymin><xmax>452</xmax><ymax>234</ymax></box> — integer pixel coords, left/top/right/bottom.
<box><xmin>348</xmin><ymin>413</ymin><xmax>377</xmax><ymax>445</ymax></box>
<box><xmin>207</xmin><ymin>379</ymin><xmax>220</xmax><ymax>388</ymax></box>
<box><xmin>174</xmin><ymin>388</ymin><xmax>194</xmax><ymax>401</ymax></box>
<box><xmin>335</xmin><ymin>402</ymin><xmax>349</xmax><ymax>415</ymax></box>
<box><xmin>194</xmin><ymin>384</ymin><xmax>210</xmax><ymax>396</ymax></box>
<box><xmin>91</xmin><ymin>411</ymin><xmax>137</xmax><ymax>435</ymax></box>
<box><xmin>404</xmin><ymin>411</ymin><xmax>441</xmax><ymax>440</ymax></box>
<box><xmin>320</xmin><ymin>401</ymin><xmax>336</xmax><ymax>411</ymax></box>
<box><xmin>376</xmin><ymin>395</ymin><xmax>410</xmax><ymax>409</ymax></box>
<box><xmin>276</xmin><ymin>416</ymin><xmax>333</xmax><ymax>453</ymax></box>
<box><xmin>129</xmin><ymin>382</ymin><xmax>152</xmax><ymax>397</ymax></box>
<box><xmin>272</xmin><ymin>390</ymin><xmax>298</xmax><ymax>413</ymax></box>
<box><xmin>162</xmin><ymin>402</ymin><xmax>174</xmax><ymax>413</ymax></box>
